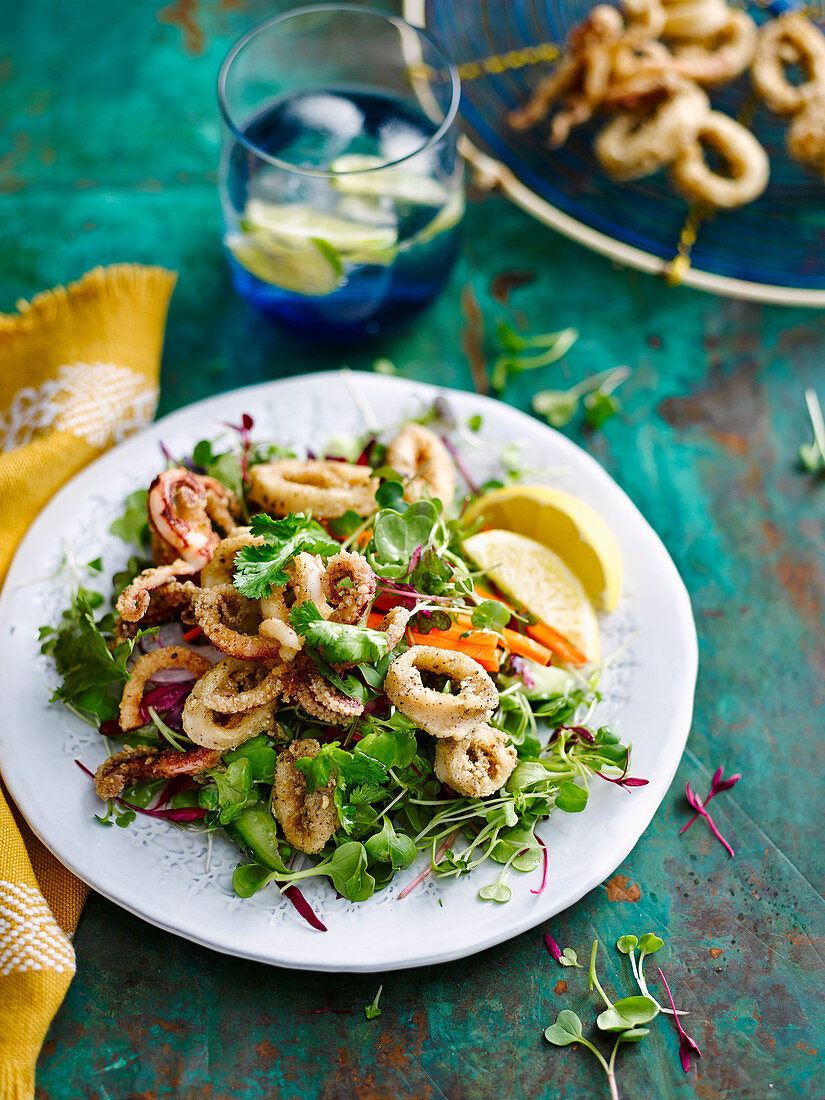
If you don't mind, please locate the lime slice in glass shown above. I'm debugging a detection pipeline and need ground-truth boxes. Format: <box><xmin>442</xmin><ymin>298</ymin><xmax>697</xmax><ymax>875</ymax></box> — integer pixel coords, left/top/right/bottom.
<box><xmin>410</xmin><ymin>189</ymin><xmax>465</xmax><ymax>245</ymax></box>
<box><xmin>225</xmin><ymin>230</ymin><xmax>343</xmax><ymax>296</ymax></box>
<box><xmin>329</xmin><ymin>154</ymin><xmax>451</xmax><ymax>206</ymax></box>
<box><xmin>243</xmin><ymin>200</ymin><xmax>397</xmax><ymax>258</ymax></box>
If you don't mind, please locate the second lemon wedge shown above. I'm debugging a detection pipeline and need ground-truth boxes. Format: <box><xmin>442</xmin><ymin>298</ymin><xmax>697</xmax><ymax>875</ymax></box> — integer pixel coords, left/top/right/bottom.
<box><xmin>463</xmin><ymin>528</ymin><xmax>600</xmax><ymax>662</ymax></box>
<box><xmin>463</xmin><ymin>485</ymin><xmax>622</xmax><ymax>613</ymax></box>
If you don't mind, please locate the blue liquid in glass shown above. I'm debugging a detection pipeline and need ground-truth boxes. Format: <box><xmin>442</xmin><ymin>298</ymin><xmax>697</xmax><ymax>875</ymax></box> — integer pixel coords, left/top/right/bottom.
<box><xmin>224</xmin><ymin>88</ymin><xmax>461</xmax><ymax>342</ymax></box>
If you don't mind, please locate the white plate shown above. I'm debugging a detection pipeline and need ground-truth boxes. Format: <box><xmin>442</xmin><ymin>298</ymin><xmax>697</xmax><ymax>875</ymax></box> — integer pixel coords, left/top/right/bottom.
<box><xmin>0</xmin><ymin>372</ymin><xmax>697</xmax><ymax>972</ymax></box>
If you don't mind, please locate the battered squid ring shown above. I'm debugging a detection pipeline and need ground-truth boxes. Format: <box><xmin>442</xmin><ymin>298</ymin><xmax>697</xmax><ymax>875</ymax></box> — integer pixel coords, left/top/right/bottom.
<box><xmin>200</xmin><ymin>528</ymin><xmax>264</xmax><ymax>587</ymax></box>
<box><xmin>670</xmin><ymin>111</ymin><xmax>769</xmax><ymax>209</ymax></box>
<box><xmin>752</xmin><ymin>13</ymin><xmax>825</xmax><ymax>116</ymax></box>
<box><xmin>192</xmin><ymin>584</ymin><xmax>281</xmax><ymax>661</ymax></box>
<box><xmin>594</xmin><ymin>81</ymin><xmax>710</xmax><ymax>180</ymax></box>
<box><xmin>94</xmin><ymin>744</ymin><xmax>221</xmax><ymax>800</ymax></box>
<box><xmin>147</xmin><ymin>468</ymin><xmax>240</xmax><ymax>567</ymax></box>
<box><xmin>284</xmin><ymin>655</ymin><xmax>365</xmax><ymax>725</ymax></box>
<box><xmin>322</xmin><ymin>550</ymin><xmax>376</xmax><ymax>624</ymax></box>
<box><xmin>434</xmin><ymin>724</ymin><xmax>518</xmax><ymax>799</ymax></box>
<box><xmin>386</xmin><ymin>424</ymin><xmax>457</xmax><ymax>506</ymax></box>
<box><xmin>195</xmin><ymin>656</ymin><xmax>287</xmax><ymax>715</ymax></box>
<box><xmin>259</xmin><ymin>588</ymin><xmax>304</xmax><ymax>662</ymax></box>
<box><xmin>660</xmin><ymin>0</ymin><xmax>730</xmax><ymax>42</ymax></box>
<box><xmin>117</xmin><ymin>567</ymin><xmax>199</xmax><ymax>623</ymax></box>
<box><xmin>247</xmin><ymin>459</ymin><xmax>378</xmax><ymax>519</ymax></box>
<box><xmin>786</xmin><ymin>85</ymin><xmax>825</xmax><ymax>175</ymax></box>
<box><xmin>671</xmin><ymin>10</ymin><xmax>757</xmax><ymax>87</ymax></box>
<box><xmin>182</xmin><ymin>665</ymin><xmax>281</xmax><ymax>750</ymax></box>
<box><xmin>381</xmin><ymin>606</ymin><xmax>412</xmax><ymax>651</ymax></box>
<box><xmin>119</xmin><ymin>646</ymin><xmax>213</xmax><ymax>731</ymax></box>
<box><xmin>289</xmin><ymin>553</ymin><xmax>332</xmax><ymax>618</ymax></box>
<box><xmin>272</xmin><ymin>739</ymin><xmax>338</xmax><ymax>855</ymax></box>
<box><xmin>383</xmin><ymin>646</ymin><xmax>499</xmax><ymax>739</ymax></box>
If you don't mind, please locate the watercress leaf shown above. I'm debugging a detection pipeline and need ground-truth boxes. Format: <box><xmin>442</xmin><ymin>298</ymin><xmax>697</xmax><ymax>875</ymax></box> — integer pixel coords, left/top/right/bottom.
<box><xmin>115</xmin><ymin>809</ymin><xmax>136</xmax><ymax>828</ymax></box>
<box><xmin>638</xmin><ymin>933</ymin><xmax>664</xmax><ymax>955</ymax></box>
<box><xmin>478</xmin><ymin>881</ymin><xmax>512</xmax><ymax>903</ymax></box>
<box><xmin>291</xmin><ymin>601</ymin><xmax>389</xmax><ymax>664</ymax></box>
<box><xmin>234</xmin><ymin>514</ymin><xmax>339</xmax><ymax>597</ymax></box>
<box><xmin>410</xmin><ymin>547</ymin><xmax>452</xmax><ymax>595</ymax></box>
<box><xmin>617</xmin><ymin>935</ymin><xmax>639</xmax><ymax>954</ymax></box>
<box><xmin>373</xmin><ymin>500</ymin><xmax>440</xmax><ymax>566</ymax></box>
<box><xmin>206</xmin><ymin>451</ymin><xmax>244</xmax><ymax>499</ymax></box>
<box><xmin>468</xmin><ymin>414</ymin><xmax>483</xmax><ymax>432</ymax></box>
<box><xmin>555</xmin><ymin>782</ymin><xmax>588</xmax><ymax>813</ymax></box>
<box><xmin>232</xmin><ymin>862</ymin><xmax>274</xmax><ymax>898</ymax></box>
<box><xmin>224</xmin><ymin>733</ymin><xmax>278</xmax><ymax>783</ymax></box>
<box><xmin>544</xmin><ymin>1010</ymin><xmax>584</xmax><ymax>1046</ymax></box>
<box><xmin>470</xmin><ymin>600</ymin><xmax>510</xmax><ymax>632</ymax></box>
<box><xmin>327</xmin><ymin>841</ymin><xmax>376</xmax><ymax>901</ymax></box>
<box><xmin>109</xmin><ymin>489</ymin><xmax>149</xmax><ymax>549</ymax></box>
<box><xmin>327</xmin><ymin>509</ymin><xmax>364</xmax><ymax>538</ymax></box>
<box><xmin>356</xmin><ymin>727</ymin><xmax>417</xmax><ymax>770</ymax></box>
<box><xmin>375</xmin><ymin>480</ymin><xmax>406</xmax><ymax>512</ymax></box>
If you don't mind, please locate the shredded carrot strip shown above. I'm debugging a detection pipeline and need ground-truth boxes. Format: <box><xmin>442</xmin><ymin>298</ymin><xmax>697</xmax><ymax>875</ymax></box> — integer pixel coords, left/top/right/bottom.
<box><xmin>501</xmin><ymin>628</ymin><xmax>553</xmax><ymax>667</ymax></box>
<box><xmin>526</xmin><ymin>621</ymin><xmax>587</xmax><ymax>666</ymax></box>
<box><xmin>181</xmin><ymin>626</ymin><xmax>203</xmax><ymax>642</ymax></box>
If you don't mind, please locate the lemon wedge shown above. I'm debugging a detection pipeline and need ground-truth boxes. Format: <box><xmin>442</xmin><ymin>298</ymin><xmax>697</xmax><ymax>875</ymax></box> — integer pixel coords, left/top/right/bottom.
<box><xmin>463</xmin><ymin>486</ymin><xmax>622</xmax><ymax>613</ymax></box>
<box><xmin>463</xmin><ymin>529</ymin><xmax>600</xmax><ymax>662</ymax></box>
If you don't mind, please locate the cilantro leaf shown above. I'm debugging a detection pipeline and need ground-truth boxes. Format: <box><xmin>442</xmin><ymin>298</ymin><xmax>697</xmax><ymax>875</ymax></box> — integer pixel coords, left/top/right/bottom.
<box><xmin>233</xmin><ymin>513</ymin><xmax>339</xmax><ymax>598</ymax></box>
<box><xmin>290</xmin><ymin>601</ymin><xmax>390</xmax><ymax>665</ymax></box>
<box><xmin>40</xmin><ymin>588</ymin><xmax>145</xmax><ymax>725</ymax></box>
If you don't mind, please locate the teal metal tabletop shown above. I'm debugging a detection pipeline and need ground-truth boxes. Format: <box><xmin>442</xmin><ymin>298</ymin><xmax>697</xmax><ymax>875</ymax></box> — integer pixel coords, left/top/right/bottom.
<box><xmin>1</xmin><ymin>0</ymin><xmax>824</xmax><ymax>1097</ymax></box>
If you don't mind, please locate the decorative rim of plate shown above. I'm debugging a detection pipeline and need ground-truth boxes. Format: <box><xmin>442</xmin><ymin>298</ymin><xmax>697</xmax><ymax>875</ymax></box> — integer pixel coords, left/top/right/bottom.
<box><xmin>0</xmin><ymin>373</ymin><xmax>699</xmax><ymax>970</ymax></box>
<box><xmin>405</xmin><ymin>0</ymin><xmax>825</xmax><ymax>309</ymax></box>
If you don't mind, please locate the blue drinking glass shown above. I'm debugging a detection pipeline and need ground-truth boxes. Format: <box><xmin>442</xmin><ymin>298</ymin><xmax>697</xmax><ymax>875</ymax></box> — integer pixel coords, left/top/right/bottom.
<box><xmin>218</xmin><ymin>3</ymin><xmax>463</xmax><ymax>342</ymax></box>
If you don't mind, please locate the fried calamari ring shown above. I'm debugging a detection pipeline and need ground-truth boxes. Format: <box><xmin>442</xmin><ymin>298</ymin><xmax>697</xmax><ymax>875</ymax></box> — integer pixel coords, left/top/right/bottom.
<box><xmin>195</xmin><ymin>656</ymin><xmax>287</xmax><ymax>715</ymax></box>
<box><xmin>117</xmin><ymin>567</ymin><xmax>199</xmax><ymax>624</ymax></box>
<box><xmin>381</xmin><ymin>606</ymin><xmax>412</xmax><ymax>650</ymax></box>
<box><xmin>147</xmin><ymin>468</ymin><xmax>239</xmax><ymax>567</ymax></box>
<box><xmin>386</xmin><ymin>424</ymin><xmax>457</xmax><ymax>506</ymax></box>
<box><xmin>752</xmin><ymin>13</ymin><xmax>825</xmax><ymax>116</ymax></box>
<box><xmin>192</xmin><ymin>584</ymin><xmax>280</xmax><ymax>661</ymax></box>
<box><xmin>200</xmin><ymin>528</ymin><xmax>264</xmax><ymax>587</ymax></box>
<box><xmin>670</xmin><ymin>111</ymin><xmax>769</xmax><ymax>208</ymax></box>
<box><xmin>182</xmin><ymin>666</ymin><xmax>281</xmax><ymax>750</ymax></box>
<box><xmin>259</xmin><ymin>588</ymin><xmax>304</xmax><ymax>662</ymax></box>
<box><xmin>322</xmin><ymin>550</ymin><xmax>376</xmax><ymax>624</ymax></box>
<box><xmin>594</xmin><ymin>81</ymin><xmax>709</xmax><ymax>180</ymax></box>
<box><xmin>384</xmin><ymin>646</ymin><xmax>499</xmax><ymax>739</ymax></box>
<box><xmin>119</xmin><ymin>646</ymin><xmax>213</xmax><ymax>730</ymax></box>
<box><xmin>661</xmin><ymin>0</ymin><xmax>730</xmax><ymax>42</ymax></box>
<box><xmin>284</xmin><ymin>655</ymin><xmax>365</xmax><ymax>725</ymax></box>
<box><xmin>289</xmin><ymin>553</ymin><xmax>332</xmax><ymax>618</ymax></box>
<box><xmin>671</xmin><ymin>10</ymin><xmax>757</xmax><ymax>87</ymax></box>
<box><xmin>434</xmin><ymin>724</ymin><xmax>517</xmax><ymax>799</ymax></box>
<box><xmin>94</xmin><ymin>744</ymin><xmax>221</xmax><ymax>800</ymax></box>
<box><xmin>622</xmin><ymin>0</ymin><xmax>666</xmax><ymax>40</ymax></box>
<box><xmin>786</xmin><ymin>85</ymin><xmax>825</xmax><ymax>175</ymax></box>
<box><xmin>272</xmin><ymin>739</ymin><xmax>337</xmax><ymax>855</ymax></box>
<box><xmin>508</xmin><ymin>56</ymin><xmax>583</xmax><ymax>131</ymax></box>
<box><xmin>114</xmin><ymin>579</ymin><xmax>197</xmax><ymax>640</ymax></box>
<box><xmin>247</xmin><ymin>459</ymin><xmax>378</xmax><ymax>518</ymax></box>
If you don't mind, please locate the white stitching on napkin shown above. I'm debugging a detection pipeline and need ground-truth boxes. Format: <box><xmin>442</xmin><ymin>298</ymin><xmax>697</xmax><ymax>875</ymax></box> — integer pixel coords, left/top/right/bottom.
<box><xmin>0</xmin><ymin>881</ymin><xmax>76</xmax><ymax>976</ymax></box>
<box><xmin>0</xmin><ymin>362</ymin><xmax>157</xmax><ymax>453</ymax></box>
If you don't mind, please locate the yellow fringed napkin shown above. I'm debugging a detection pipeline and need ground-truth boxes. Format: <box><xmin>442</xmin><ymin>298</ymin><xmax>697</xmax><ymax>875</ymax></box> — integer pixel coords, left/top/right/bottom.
<box><xmin>0</xmin><ymin>263</ymin><xmax>176</xmax><ymax>1098</ymax></box>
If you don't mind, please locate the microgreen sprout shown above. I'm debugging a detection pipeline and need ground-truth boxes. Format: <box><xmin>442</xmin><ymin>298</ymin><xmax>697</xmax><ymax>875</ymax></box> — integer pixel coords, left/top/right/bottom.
<box><xmin>491</xmin><ymin>321</ymin><xmax>579</xmax><ymax>393</ymax></box>
<box><xmin>365</xmin><ymin>984</ymin><xmax>383</xmax><ymax>1019</ymax></box>
<box><xmin>799</xmin><ymin>388</ymin><xmax>825</xmax><ymax>473</ymax></box>
<box><xmin>657</xmin><ymin>968</ymin><xmax>701</xmax><ymax>1072</ymax></box>
<box><xmin>545</xmin><ymin>934</ymin><xmax>583</xmax><ymax>968</ymax></box>
<box><xmin>616</xmin><ymin>932</ymin><xmax>676</xmax><ymax>1015</ymax></box>
<box><xmin>681</xmin><ymin>767</ymin><xmax>740</xmax><ymax>857</ymax></box>
<box><xmin>533</xmin><ymin>367</ymin><xmax>630</xmax><ymax>429</ymax></box>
